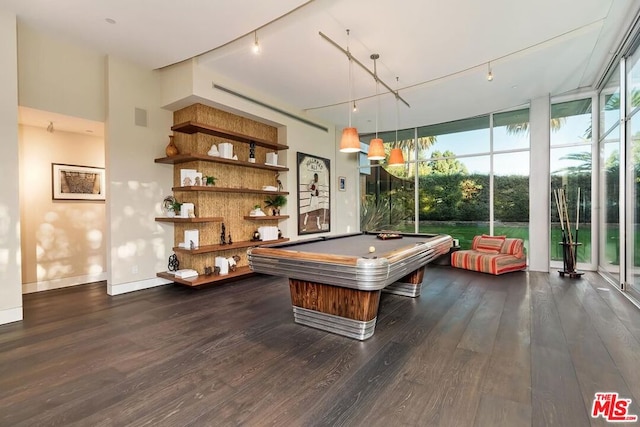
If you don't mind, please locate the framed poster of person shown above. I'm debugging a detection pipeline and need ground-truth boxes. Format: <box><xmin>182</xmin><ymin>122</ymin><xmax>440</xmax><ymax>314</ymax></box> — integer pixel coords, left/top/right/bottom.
<box><xmin>297</xmin><ymin>152</ymin><xmax>330</xmax><ymax>235</ymax></box>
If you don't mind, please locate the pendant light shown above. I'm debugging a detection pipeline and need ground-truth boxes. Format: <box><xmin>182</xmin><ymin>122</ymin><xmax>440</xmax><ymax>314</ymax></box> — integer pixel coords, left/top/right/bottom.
<box><xmin>367</xmin><ymin>54</ymin><xmax>386</xmax><ymax>161</ymax></box>
<box><xmin>339</xmin><ymin>29</ymin><xmax>360</xmax><ymax>153</ymax></box>
<box><xmin>388</xmin><ymin>77</ymin><xmax>405</xmax><ymax>166</ymax></box>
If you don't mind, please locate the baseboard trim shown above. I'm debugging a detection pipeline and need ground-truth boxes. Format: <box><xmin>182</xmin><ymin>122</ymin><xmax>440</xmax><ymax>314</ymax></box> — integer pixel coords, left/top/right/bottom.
<box><xmin>22</xmin><ymin>272</ymin><xmax>108</xmax><ymax>294</ymax></box>
<box><xmin>108</xmin><ymin>277</ymin><xmax>173</xmax><ymax>296</ymax></box>
<box><xmin>0</xmin><ymin>306</ymin><xmax>23</xmax><ymax>325</ymax></box>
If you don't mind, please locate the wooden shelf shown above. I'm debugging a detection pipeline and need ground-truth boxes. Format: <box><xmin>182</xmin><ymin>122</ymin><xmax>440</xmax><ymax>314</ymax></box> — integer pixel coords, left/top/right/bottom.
<box><xmin>158</xmin><ymin>105</ymin><xmax>289</xmax><ymax>289</ymax></box>
<box><xmin>172</xmin><ymin>186</ymin><xmax>288</xmax><ymax>196</ymax></box>
<box><xmin>155</xmin><ymin>154</ymin><xmax>289</xmax><ymax>172</ymax></box>
<box><xmin>173</xmin><ymin>238</ymin><xmax>289</xmax><ymax>254</ymax></box>
<box><xmin>244</xmin><ymin>215</ymin><xmax>290</xmax><ymax>220</ymax></box>
<box><xmin>157</xmin><ymin>266</ymin><xmax>254</xmax><ymax>287</ymax></box>
<box><xmin>155</xmin><ymin>217</ymin><xmax>223</xmax><ymax>223</ymax></box>
<box><xmin>171</xmin><ymin>121</ymin><xmax>289</xmax><ymax>150</ymax></box>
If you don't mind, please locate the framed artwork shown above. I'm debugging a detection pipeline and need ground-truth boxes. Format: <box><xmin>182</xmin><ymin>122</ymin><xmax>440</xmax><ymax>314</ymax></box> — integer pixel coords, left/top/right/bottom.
<box><xmin>52</xmin><ymin>163</ymin><xmax>106</xmax><ymax>201</ymax></box>
<box><xmin>338</xmin><ymin>176</ymin><xmax>346</xmax><ymax>191</ymax></box>
<box><xmin>297</xmin><ymin>152</ymin><xmax>330</xmax><ymax>234</ymax></box>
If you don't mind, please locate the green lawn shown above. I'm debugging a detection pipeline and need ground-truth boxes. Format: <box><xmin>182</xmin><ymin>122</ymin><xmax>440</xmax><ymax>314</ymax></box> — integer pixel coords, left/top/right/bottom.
<box><xmin>393</xmin><ymin>222</ymin><xmax>640</xmax><ymax>265</ymax></box>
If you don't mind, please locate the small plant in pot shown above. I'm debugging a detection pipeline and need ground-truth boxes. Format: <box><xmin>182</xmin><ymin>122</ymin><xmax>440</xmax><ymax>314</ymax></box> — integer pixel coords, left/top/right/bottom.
<box><xmin>250</xmin><ymin>204</ymin><xmax>265</xmax><ymax>216</ymax></box>
<box><xmin>264</xmin><ymin>195</ymin><xmax>287</xmax><ymax>216</ymax></box>
<box><xmin>169</xmin><ymin>201</ymin><xmax>183</xmax><ymax>217</ymax></box>
<box><xmin>205</xmin><ymin>176</ymin><xmax>216</xmax><ymax>186</ymax></box>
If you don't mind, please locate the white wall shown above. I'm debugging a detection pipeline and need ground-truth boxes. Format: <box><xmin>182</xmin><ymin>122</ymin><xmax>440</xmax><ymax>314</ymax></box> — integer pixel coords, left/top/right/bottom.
<box><xmin>160</xmin><ymin>59</ymin><xmax>360</xmax><ymax>241</ymax></box>
<box><xmin>106</xmin><ymin>56</ymin><xmax>173</xmax><ymax>295</ymax></box>
<box><xmin>0</xmin><ymin>10</ymin><xmax>22</xmax><ymax>324</ymax></box>
<box><xmin>19</xmin><ymin>125</ymin><xmax>106</xmax><ymax>293</ymax></box>
<box><xmin>17</xmin><ymin>22</ymin><xmax>105</xmax><ymax>122</ymax></box>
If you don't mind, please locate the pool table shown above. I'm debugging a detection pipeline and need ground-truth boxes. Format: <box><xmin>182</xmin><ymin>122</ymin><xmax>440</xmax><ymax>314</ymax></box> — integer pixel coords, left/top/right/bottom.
<box><xmin>247</xmin><ymin>232</ymin><xmax>452</xmax><ymax>340</ymax></box>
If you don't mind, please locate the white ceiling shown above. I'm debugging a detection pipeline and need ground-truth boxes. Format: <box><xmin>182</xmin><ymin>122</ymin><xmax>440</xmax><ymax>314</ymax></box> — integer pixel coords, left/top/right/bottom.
<box><xmin>4</xmin><ymin>0</ymin><xmax>640</xmax><ymax>134</ymax></box>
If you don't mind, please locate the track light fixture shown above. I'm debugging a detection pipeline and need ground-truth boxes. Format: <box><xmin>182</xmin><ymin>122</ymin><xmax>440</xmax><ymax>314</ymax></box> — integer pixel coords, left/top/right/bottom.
<box><xmin>388</xmin><ymin>77</ymin><xmax>405</xmax><ymax>166</ymax></box>
<box><xmin>367</xmin><ymin>54</ymin><xmax>385</xmax><ymax>161</ymax></box>
<box><xmin>252</xmin><ymin>31</ymin><xmax>261</xmax><ymax>54</ymax></box>
<box><xmin>47</xmin><ymin>121</ymin><xmax>54</xmax><ymax>133</ymax></box>
<box><xmin>487</xmin><ymin>61</ymin><xmax>494</xmax><ymax>81</ymax></box>
<box><xmin>339</xmin><ymin>29</ymin><xmax>360</xmax><ymax>153</ymax></box>
<box><xmin>319</xmin><ymin>31</ymin><xmax>410</xmax><ymax>108</ymax></box>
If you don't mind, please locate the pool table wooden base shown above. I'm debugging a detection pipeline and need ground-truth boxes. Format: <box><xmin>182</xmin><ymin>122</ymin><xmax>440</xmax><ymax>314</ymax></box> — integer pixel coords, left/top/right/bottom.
<box><xmin>382</xmin><ymin>266</ymin><xmax>425</xmax><ymax>297</ymax></box>
<box><xmin>289</xmin><ymin>279</ymin><xmax>380</xmax><ymax>340</ymax></box>
<box><xmin>288</xmin><ymin>266</ymin><xmax>425</xmax><ymax>340</ymax></box>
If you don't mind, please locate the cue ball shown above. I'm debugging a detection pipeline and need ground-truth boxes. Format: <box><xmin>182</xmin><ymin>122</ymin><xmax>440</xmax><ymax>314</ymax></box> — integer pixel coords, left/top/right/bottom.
<box><xmin>369</xmin><ymin>246</ymin><xmax>376</xmax><ymax>253</ymax></box>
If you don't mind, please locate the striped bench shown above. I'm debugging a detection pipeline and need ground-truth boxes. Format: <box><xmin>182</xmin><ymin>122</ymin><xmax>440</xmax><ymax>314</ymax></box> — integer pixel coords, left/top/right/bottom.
<box><xmin>451</xmin><ymin>235</ymin><xmax>526</xmax><ymax>275</ymax></box>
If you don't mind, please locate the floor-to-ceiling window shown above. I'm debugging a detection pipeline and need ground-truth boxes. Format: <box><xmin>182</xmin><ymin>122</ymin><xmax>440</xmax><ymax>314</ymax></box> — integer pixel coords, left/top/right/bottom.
<box><xmin>492</xmin><ymin>109</ymin><xmax>530</xmax><ymax>248</ymax></box>
<box><xmin>360</xmin><ymin>108</ymin><xmax>530</xmax><ymax>252</ymax></box>
<box><xmin>359</xmin><ymin>129</ymin><xmax>415</xmax><ymax>232</ymax></box>
<box><xmin>599</xmin><ymin>65</ymin><xmax>621</xmax><ymax>283</ymax></box>
<box><xmin>626</xmin><ymin>47</ymin><xmax>640</xmax><ymax>300</ymax></box>
<box><xmin>416</xmin><ymin>116</ymin><xmax>491</xmax><ymax>248</ymax></box>
<box><xmin>549</xmin><ymin>98</ymin><xmax>594</xmax><ymax>269</ymax></box>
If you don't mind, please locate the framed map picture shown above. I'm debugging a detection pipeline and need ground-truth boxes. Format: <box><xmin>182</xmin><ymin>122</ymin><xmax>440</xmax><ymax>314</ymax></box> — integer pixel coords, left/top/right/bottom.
<box><xmin>297</xmin><ymin>152</ymin><xmax>330</xmax><ymax>235</ymax></box>
<box><xmin>52</xmin><ymin>163</ymin><xmax>106</xmax><ymax>201</ymax></box>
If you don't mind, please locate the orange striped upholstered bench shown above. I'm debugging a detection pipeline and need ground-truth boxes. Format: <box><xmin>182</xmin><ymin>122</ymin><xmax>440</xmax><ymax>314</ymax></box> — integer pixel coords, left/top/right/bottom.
<box><xmin>450</xmin><ymin>235</ymin><xmax>526</xmax><ymax>275</ymax></box>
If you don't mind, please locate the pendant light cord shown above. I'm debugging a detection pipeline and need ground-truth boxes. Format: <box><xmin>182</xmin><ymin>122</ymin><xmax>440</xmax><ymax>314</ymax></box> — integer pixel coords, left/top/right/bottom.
<box><xmin>372</xmin><ymin>55</ymin><xmax>379</xmax><ymax>139</ymax></box>
<box><xmin>347</xmin><ymin>30</ymin><xmax>353</xmax><ymax>128</ymax></box>
<box><xmin>395</xmin><ymin>77</ymin><xmax>399</xmax><ymax>147</ymax></box>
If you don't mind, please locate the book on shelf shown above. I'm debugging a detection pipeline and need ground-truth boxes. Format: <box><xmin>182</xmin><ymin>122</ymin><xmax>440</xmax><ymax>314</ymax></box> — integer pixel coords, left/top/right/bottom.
<box><xmin>174</xmin><ymin>269</ymin><xmax>198</xmax><ymax>279</ymax></box>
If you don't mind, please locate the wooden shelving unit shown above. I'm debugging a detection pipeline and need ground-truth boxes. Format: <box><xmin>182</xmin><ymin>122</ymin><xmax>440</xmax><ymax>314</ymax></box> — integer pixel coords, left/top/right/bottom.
<box><xmin>244</xmin><ymin>215</ymin><xmax>290</xmax><ymax>220</ymax></box>
<box><xmin>155</xmin><ymin>217</ymin><xmax>223</xmax><ymax>223</ymax></box>
<box><xmin>157</xmin><ymin>103</ymin><xmax>289</xmax><ymax>287</ymax></box>
<box><xmin>157</xmin><ymin>266</ymin><xmax>254</xmax><ymax>287</ymax></box>
<box><xmin>155</xmin><ymin>154</ymin><xmax>289</xmax><ymax>172</ymax></box>
<box><xmin>172</xmin><ymin>186</ymin><xmax>288</xmax><ymax>196</ymax></box>
<box><xmin>171</xmin><ymin>121</ymin><xmax>289</xmax><ymax>150</ymax></box>
<box><xmin>173</xmin><ymin>238</ymin><xmax>289</xmax><ymax>254</ymax></box>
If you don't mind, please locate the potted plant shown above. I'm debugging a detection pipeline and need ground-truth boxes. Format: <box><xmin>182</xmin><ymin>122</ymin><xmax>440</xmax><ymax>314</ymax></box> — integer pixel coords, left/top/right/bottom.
<box><xmin>250</xmin><ymin>204</ymin><xmax>265</xmax><ymax>216</ymax></box>
<box><xmin>168</xmin><ymin>201</ymin><xmax>183</xmax><ymax>217</ymax></box>
<box><xmin>264</xmin><ymin>195</ymin><xmax>287</xmax><ymax>216</ymax></box>
<box><xmin>205</xmin><ymin>176</ymin><xmax>216</xmax><ymax>186</ymax></box>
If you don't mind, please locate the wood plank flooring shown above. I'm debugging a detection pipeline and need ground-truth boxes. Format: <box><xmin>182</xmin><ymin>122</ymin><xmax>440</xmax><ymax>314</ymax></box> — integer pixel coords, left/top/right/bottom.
<box><xmin>1</xmin><ymin>267</ymin><xmax>639</xmax><ymax>426</ymax></box>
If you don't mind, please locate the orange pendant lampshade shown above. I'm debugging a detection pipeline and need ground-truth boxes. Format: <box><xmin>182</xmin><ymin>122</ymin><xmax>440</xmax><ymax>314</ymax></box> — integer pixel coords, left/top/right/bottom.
<box><xmin>367</xmin><ymin>138</ymin><xmax>385</xmax><ymax>160</ymax></box>
<box><xmin>340</xmin><ymin>127</ymin><xmax>360</xmax><ymax>153</ymax></box>
<box><xmin>388</xmin><ymin>147</ymin><xmax>404</xmax><ymax>165</ymax></box>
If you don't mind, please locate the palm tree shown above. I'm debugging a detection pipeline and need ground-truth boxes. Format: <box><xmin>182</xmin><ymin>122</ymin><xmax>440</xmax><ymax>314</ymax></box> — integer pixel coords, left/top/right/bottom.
<box><xmin>506</xmin><ymin>118</ymin><xmax>566</xmax><ymax>135</ymax></box>
<box><xmin>552</xmin><ymin>152</ymin><xmax>592</xmax><ymax>175</ymax></box>
<box><xmin>392</xmin><ymin>135</ymin><xmax>436</xmax><ymax>177</ymax></box>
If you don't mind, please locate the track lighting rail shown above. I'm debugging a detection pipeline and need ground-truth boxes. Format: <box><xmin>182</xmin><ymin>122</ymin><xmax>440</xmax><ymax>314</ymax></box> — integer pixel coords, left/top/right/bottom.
<box><xmin>319</xmin><ymin>31</ymin><xmax>410</xmax><ymax>108</ymax></box>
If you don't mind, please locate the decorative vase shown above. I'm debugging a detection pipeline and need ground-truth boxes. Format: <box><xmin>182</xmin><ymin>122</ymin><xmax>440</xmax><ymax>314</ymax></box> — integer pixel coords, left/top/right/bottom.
<box><xmin>165</xmin><ymin>135</ymin><xmax>179</xmax><ymax>157</ymax></box>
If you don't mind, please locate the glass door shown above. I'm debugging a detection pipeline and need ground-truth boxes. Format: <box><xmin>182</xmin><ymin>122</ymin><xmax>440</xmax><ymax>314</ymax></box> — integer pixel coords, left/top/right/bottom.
<box><xmin>625</xmin><ymin>48</ymin><xmax>640</xmax><ymax>299</ymax></box>
<box><xmin>599</xmin><ymin>65</ymin><xmax>621</xmax><ymax>284</ymax></box>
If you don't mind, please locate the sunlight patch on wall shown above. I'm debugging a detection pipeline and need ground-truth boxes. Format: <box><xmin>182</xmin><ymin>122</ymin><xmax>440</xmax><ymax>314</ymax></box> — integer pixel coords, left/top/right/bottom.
<box><xmin>34</xmin><ymin>207</ymin><xmax>105</xmax><ymax>282</ymax></box>
<box><xmin>0</xmin><ymin>249</ymin><xmax>8</xmax><ymax>273</ymax></box>
<box><xmin>44</xmin><ymin>211</ymin><xmax>60</xmax><ymax>223</ymax></box>
<box><xmin>88</xmin><ymin>263</ymin><xmax>103</xmax><ymax>275</ymax></box>
<box><xmin>153</xmin><ymin>237</ymin><xmax>166</xmax><ymax>259</ymax></box>
<box><xmin>116</xmin><ymin>241</ymin><xmax>137</xmax><ymax>259</ymax></box>
<box><xmin>0</xmin><ymin>205</ymin><xmax>10</xmax><ymax>273</ymax></box>
<box><xmin>86</xmin><ymin>229</ymin><xmax>102</xmax><ymax>250</ymax></box>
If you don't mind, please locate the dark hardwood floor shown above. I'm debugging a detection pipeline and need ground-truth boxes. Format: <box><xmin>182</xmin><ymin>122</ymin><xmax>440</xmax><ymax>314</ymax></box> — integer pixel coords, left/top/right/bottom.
<box><xmin>1</xmin><ymin>267</ymin><xmax>639</xmax><ymax>426</ymax></box>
